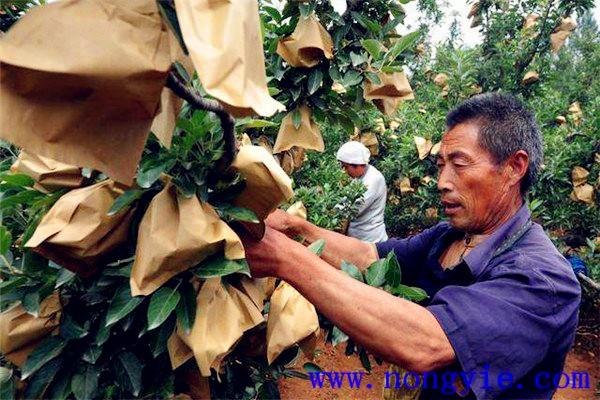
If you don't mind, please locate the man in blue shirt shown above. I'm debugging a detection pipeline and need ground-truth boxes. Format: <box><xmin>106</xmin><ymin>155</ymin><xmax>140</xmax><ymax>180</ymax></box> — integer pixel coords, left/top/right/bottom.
<box><xmin>241</xmin><ymin>93</ymin><xmax>581</xmax><ymax>399</ymax></box>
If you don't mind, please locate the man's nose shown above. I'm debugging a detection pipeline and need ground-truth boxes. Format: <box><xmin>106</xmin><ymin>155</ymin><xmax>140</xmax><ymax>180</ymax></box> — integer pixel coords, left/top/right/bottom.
<box><xmin>437</xmin><ymin>167</ymin><xmax>453</xmax><ymax>193</ymax></box>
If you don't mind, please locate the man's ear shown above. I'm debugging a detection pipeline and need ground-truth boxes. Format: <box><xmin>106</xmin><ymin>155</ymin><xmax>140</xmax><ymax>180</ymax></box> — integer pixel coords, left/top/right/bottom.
<box><xmin>505</xmin><ymin>150</ymin><xmax>529</xmax><ymax>187</ymax></box>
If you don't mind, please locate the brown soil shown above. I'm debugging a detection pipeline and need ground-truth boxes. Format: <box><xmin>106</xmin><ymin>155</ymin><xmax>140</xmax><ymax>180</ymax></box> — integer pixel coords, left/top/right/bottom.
<box><xmin>279</xmin><ymin>337</ymin><xmax>600</xmax><ymax>400</ymax></box>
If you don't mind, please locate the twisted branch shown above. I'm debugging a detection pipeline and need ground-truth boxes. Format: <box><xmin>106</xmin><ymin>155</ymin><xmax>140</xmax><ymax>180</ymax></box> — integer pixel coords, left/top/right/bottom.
<box><xmin>165</xmin><ymin>68</ymin><xmax>237</xmax><ymax>169</ymax></box>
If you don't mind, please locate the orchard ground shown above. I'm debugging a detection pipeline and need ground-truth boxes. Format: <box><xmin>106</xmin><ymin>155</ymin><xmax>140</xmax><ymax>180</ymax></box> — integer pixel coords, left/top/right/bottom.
<box><xmin>278</xmin><ymin>329</ymin><xmax>600</xmax><ymax>399</ymax></box>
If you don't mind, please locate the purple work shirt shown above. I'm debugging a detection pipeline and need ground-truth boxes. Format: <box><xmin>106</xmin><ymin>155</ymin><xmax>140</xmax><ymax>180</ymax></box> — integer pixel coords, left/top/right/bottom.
<box><xmin>376</xmin><ymin>204</ymin><xmax>581</xmax><ymax>400</ymax></box>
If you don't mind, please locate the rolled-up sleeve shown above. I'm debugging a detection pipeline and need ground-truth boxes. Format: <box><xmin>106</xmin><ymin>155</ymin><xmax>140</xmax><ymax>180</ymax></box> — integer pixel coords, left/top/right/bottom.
<box><xmin>427</xmin><ymin>258</ymin><xmax>560</xmax><ymax>399</ymax></box>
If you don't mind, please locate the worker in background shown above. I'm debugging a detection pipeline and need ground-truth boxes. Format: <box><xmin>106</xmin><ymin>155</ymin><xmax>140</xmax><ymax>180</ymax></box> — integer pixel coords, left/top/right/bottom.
<box><xmin>336</xmin><ymin>141</ymin><xmax>388</xmax><ymax>243</ymax></box>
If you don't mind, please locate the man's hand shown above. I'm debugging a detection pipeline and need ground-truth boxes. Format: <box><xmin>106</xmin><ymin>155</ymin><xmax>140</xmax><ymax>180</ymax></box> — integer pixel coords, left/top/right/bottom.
<box><xmin>240</xmin><ymin>225</ymin><xmax>304</xmax><ymax>278</ymax></box>
<box><xmin>265</xmin><ymin>209</ymin><xmax>304</xmax><ymax>237</ymax></box>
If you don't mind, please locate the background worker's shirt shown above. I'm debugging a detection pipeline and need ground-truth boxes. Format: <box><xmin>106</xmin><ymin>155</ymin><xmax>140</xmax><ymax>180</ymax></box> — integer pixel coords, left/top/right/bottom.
<box><xmin>376</xmin><ymin>205</ymin><xmax>581</xmax><ymax>400</ymax></box>
<box><xmin>347</xmin><ymin>165</ymin><xmax>388</xmax><ymax>243</ymax></box>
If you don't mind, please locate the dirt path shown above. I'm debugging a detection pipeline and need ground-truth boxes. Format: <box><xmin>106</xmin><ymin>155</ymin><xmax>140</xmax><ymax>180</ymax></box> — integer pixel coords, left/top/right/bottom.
<box><xmin>278</xmin><ymin>339</ymin><xmax>599</xmax><ymax>400</ymax></box>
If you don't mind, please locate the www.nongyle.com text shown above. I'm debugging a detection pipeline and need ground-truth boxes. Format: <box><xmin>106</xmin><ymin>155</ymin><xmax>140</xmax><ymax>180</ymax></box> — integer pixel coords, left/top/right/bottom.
<box><xmin>307</xmin><ymin>367</ymin><xmax>591</xmax><ymax>395</ymax></box>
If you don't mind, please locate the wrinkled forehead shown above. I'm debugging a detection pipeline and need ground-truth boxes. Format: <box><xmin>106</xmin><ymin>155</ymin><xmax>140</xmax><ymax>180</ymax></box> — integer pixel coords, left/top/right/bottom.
<box><xmin>439</xmin><ymin>121</ymin><xmax>490</xmax><ymax>160</ymax></box>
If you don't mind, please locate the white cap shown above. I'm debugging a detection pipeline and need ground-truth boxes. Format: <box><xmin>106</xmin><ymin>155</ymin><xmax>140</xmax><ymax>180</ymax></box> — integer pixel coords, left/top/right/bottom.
<box><xmin>336</xmin><ymin>141</ymin><xmax>370</xmax><ymax>164</ymax></box>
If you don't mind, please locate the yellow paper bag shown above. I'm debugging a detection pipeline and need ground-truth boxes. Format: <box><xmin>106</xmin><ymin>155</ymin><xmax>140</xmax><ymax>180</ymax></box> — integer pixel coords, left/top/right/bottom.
<box><xmin>364</xmin><ymin>72</ymin><xmax>414</xmax><ymax>100</ymax></box>
<box><xmin>572</xmin><ymin>166</ymin><xmax>589</xmax><ymax>187</ymax></box>
<box><xmin>568</xmin><ymin>101</ymin><xmax>583</xmax><ymax>125</ymax></box>
<box><xmin>287</xmin><ymin>201</ymin><xmax>307</xmax><ymax>220</ymax></box>
<box><xmin>10</xmin><ymin>150</ymin><xmax>84</xmax><ymax>192</ymax></box>
<box><xmin>130</xmin><ymin>181</ymin><xmax>245</xmax><ymax>296</ymax></box>
<box><xmin>25</xmin><ymin>180</ymin><xmax>134</xmax><ymax>277</ymax></box>
<box><xmin>266</xmin><ymin>281</ymin><xmax>319</xmax><ymax>364</ymax></box>
<box><xmin>238</xmin><ymin>276</ymin><xmax>276</xmax><ymax>310</ymax></box>
<box><xmin>276</xmin><ymin>14</ymin><xmax>333</xmax><ymax>68</ymax></box>
<box><xmin>174</xmin><ymin>0</ymin><xmax>284</xmax><ymax>117</ymax></box>
<box><xmin>430</xmin><ymin>142</ymin><xmax>442</xmax><ymax>156</ymax></box>
<box><xmin>360</xmin><ymin>131</ymin><xmax>380</xmax><ymax>156</ymax></box>
<box><xmin>395</xmin><ymin>177</ymin><xmax>414</xmax><ymax>194</ymax></box>
<box><xmin>523</xmin><ymin>14</ymin><xmax>539</xmax><ymax>30</ymax></box>
<box><xmin>0</xmin><ymin>292</ymin><xmax>62</xmax><ymax>367</ymax></box>
<box><xmin>279</xmin><ymin>152</ymin><xmax>295</xmax><ymax>175</ymax></box>
<box><xmin>230</xmin><ymin>145</ymin><xmax>294</xmax><ymax>237</ymax></box>
<box><xmin>273</xmin><ymin>106</ymin><xmax>324</xmax><ymax>154</ymax></box>
<box><xmin>0</xmin><ymin>0</ymin><xmax>172</xmax><ymax>185</ymax></box>
<box><xmin>550</xmin><ymin>30</ymin><xmax>571</xmax><ymax>53</ymax></box>
<box><xmin>177</xmin><ymin>278</ymin><xmax>264</xmax><ymax>376</ymax></box>
<box><xmin>433</xmin><ymin>73</ymin><xmax>448</xmax><ymax>87</ymax></box>
<box><xmin>364</xmin><ymin>72</ymin><xmax>414</xmax><ymax>116</ymax></box>
<box><xmin>521</xmin><ymin>71</ymin><xmax>539</xmax><ymax>85</ymax></box>
<box><xmin>414</xmin><ymin>136</ymin><xmax>433</xmax><ymax>160</ymax></box>
<box><xmin>167</xmin><ymin>331</ymin><xmax>194</xmax><ymax>370</ymax></box>
<box><xmin>257</xmin><ymin>135</ymin><xmax>274</xmax><ymax>154</ymax></box>
<box><xmin>240</xmin><ymin>133</ymin><xmax>253</xmax><ymax>147</ymax></box>
<box><xmin>556</xmin><ymin>115</ymin><xmax>567</xmax><ymax>125</ymax></box>
<box><xmin>570</xmin><ymin>184</ymin><xmax>595</xmax><ymax>205</ymax></box>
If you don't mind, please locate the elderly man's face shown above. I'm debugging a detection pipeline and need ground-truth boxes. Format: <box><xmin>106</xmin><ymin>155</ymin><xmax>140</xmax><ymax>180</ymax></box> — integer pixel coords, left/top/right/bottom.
<box><xmin>341</xmin><ymin>162</ymin><xmax>367</xmax><ymax>178</ymax></box>
<box><xmin>436</xmin><ymin>122</ymin><xmax>516</xmax><ymax>233</ymax></box>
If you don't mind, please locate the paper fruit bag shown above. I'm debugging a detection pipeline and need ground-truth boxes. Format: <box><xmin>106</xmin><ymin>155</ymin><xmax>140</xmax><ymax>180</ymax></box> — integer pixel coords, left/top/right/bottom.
<box><xmin>266</xmin><ymin>281</ymin><xmax>319</xmax><ymax>364</ymax></box>
<box><xmin>277</xmin><ymin>14</ymin><xmax>333</xmax><ymax>68</ymax></box>
<box><xmin>230</xmin><ymin>145</ymin><xmax>294</xmax><ymax>238</ymax></box>
<box><xmin>0</xmin><ymin>292</ymin><xmax>62</xmax><ymax>367</ymax></box>
<box><xmin>10</xmin><ymin>150</ymin><xmax>84</xmax><ymax>192</ymax></box>
<box><xmin>25</xmin><ymin>180</ymin><xmax>134</xmax><ymax>277</ymax></box>
<box><xmin>130</xmin><ymin>181</ymin><xmax>245</xmax><ymax>296</ymax></box>
<box><xmin>176</xmin><ymin>278</ymin><xmax>264</xmax><ymax>376</ymax></box>
<box><xmin>174</xmin><ymin>0</ymin><xmax>284</xmax><ymax>117</ymax></box>
<box><xmin>364</xmin><ymin>72</ymin><xmax>414</xmax><ymax>115</ymax></box>
<box><xmin>273</xmin><ymin>106</ymin><xmax>324</xmax><ymax>154</ymax></box>
<box><xmin>0</xmin><ymin>0</ymin><xmax>172</xmax><ymax>185</ymax></box>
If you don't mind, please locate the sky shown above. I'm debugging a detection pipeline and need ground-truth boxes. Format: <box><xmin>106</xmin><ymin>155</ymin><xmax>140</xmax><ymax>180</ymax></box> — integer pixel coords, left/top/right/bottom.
<box><xmin>331</xmin><ymin>0</ymin><xmax>600</xmax><ymax>47</ymax></box>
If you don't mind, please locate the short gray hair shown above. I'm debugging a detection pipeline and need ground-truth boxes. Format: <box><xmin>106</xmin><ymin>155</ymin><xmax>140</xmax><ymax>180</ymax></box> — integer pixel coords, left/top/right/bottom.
<box><xmin>446</xmin><ymin>93</ymin><xmax>543</xmax><ymax>195</ymax></box>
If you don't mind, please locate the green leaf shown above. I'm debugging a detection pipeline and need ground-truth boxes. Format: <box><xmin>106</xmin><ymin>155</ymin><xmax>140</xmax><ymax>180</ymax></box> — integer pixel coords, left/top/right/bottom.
<box><xmin>307</xmin><ymin>69</ymin><xmax>324</xmax><ymax>95</ymax></box>
<box><xmin>157</xmin><ymin>0</ymin><xmax>187</xmax><ymax>54</ymax></box>
<box><xmin>359</xmin><ymin>349</ymin><xmax>372</xmax><ymax>372</ymax></box>
<box><xmin>46</xmin><ymin>368</ymin><xmax>73</xmax><ymax>400</ymax></box>
<box><xmin>55</xmin><ymin>268</ymin><xmax>76</xmax><ymax>288</ymax></box>
<box><xmin>173</xmin><ymin>61</ymin><xmax>191</xmax><ymax>83</ymax></box>
<box><xmin>299</xmin><ymin>3</ymin><xmax>313</xmax><ymax>17</ymax></box>
<box><xmin>307</xmin><ymin>239</ymin><xmax>326</xmax><ymax>256</ymax></box>
<box><xmin>176</xmin><ymin>280</ymin><xmax>197</xmax><ymax>334</ymax></box>
<box><xmin>0</xmin><ymin>367</ymin><xmax>15</xmax><ymax>400</ymax></box>
<box><xmin>303</xmin><ymin>362</ymin><xmax>323</xmax><ymax>373</ymax></box>
<box><xmin>341</xmin><ymin>261</ymin><xmax>364</xmax><ymax>282</ymax></box>
<box><xmin>365</xmin><ymin>259</ymin><xmax>387</xmax><ymax>287</ymax></box>
<box><xmin>114</xmin><ymin>352</ymin><xmax>143</xmax><ymax>396</ymax></box>
<box><xmin>60</xmin><ymin>314</ymin><xmax>88</xmax><ymax>340</ymax></box>
<box><xmin>384</xmin><ymin>30</ymin><xmax>420</xmax><ymax>65</ymax></box>
<box><xmin>263</xmin><ymin>6</ymin><xmax>282</xmax><ymax>23</ymax></box>
<box><xmin>350</xmin><ymin>51</ymin><xmax>368</xmax><ymax>67</ymax></box>
<box><xmin>21</xmin><ymin>336</ymin><xmax>67</xmax><ymax>379</ymax></box>
<box><xmin>0</xmin><ymin>190</ymin><xmax>43</xmax><ymax>210</ymax></box>
<box><xmin>0</xmin><ymin>173</ymin><xmax>34</xmax><ymax>188</ymax></box>
<box><xmin>342</xmin><ymin>70</ymin><xmax>363</xmax><ymax>87</ymax></box>
<box><xmin>22</xmin><ymin>291</ymin><xmax>40</xmax><ymax>317</ymax></box>
<box><xmin>351</xmin><ymin>12</ymin><xmax>380</xmax><ymax>34</ymax></box>
<box><xmin>236</xmin><ymin>119</ymin><xmax>278</xmax><ymax>129</ymax></box>
<box><xmin>283</xmin><ymin>370</ymin><xmax>310</xmax><ymax>380</ymax></box>
<box><xmin>381</xmin><ymin>65</ymin><xmax>405</xmax><ymax>73</ymax></box>
<box><xmin>147</xmin><ymin>287</ymin><xmax>181</xmax><ymax>331</ymax></box>
<box><xmin>71</xmin><ymin>364</ymin><xmax>100</xmax><ymax>400</ymax></box>
<box><xmin>218</xmin><ymin>205</ymin><xmax>259</xmax><ymax>223</ymax></box>
<box><xmin>361</xmin><ymin>39</ymin><xmax>383</xmax><ymax>60</ymax></box>
<box><xmin>194</xmin><ymin>256</ymin><xmax>251</xmax><ymax>278</ymax></box>
<box><xmin>105</xmin><ymin>285</ymin><xmax>144</xmax><ymax>327</ymax></box>
<box><xmin>21</xmin><ymin>250</ymin><xmax>48</xmax><ymax>275</ymax></box>
<box><xmin>82</xmin><ymin>346</ymin><xmax>102</xmax><ymax>364</ymax></box>
<box><xmin>136</xmin><ymin>164</ymin><xmax>166</xmax><ymax>188</ymax></box>
<box><xmin>24</xmin><ymin>357</ymin><xmax>63</xmax><ymax>399</ymax></box>
<box><xmin>390</xmin><ymin>284</ymin><xmax>428</xmax><ymax>302</ymax></box>
<box><xmin>331</xmin><ymin>326</ymin><xmax>349</xmax><ymax>346</ymax></box>
<box><xmin>292</xmin><ymin>109</ymin><xmax>302</xmax><ymax>130</ymax></box>
<box><xmin>107</xmin><ymin>189</ymin><xmax>142</xmax><ymax>216</ymax></box>
<box><xmin>0</xmin><ymin>225</ymin><xmax>11</xmax><ymax>255</ymax></box>
<box><xmin>94</xmin><ymin>323</ymin><xmax>111</xmax><ymax>346</ymax></box>
<box><xmin>365</xmin><ymin>72</ymin><xmax>381</xmax><ymax>85</ymax></box>
<box><xmin>149</xmin><ymin>314</ymin><xmax>176</xmax><ymax>358</ymax></box>
<box><xmin>384</xmin><ymin>252</ymin><xmax>401</xmax><ymax>287</ymax></box>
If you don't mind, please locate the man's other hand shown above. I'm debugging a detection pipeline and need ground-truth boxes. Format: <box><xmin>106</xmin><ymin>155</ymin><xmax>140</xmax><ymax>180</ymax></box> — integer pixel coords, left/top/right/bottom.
<box><xmin>240</xmin><ymin>226</ymin><xmax>303</xmax><ymax>278</ymax></box>
<box><xmin>265</xmin><ymin>209</ymin><xmax>304</xmax><ymax>237</ymax></box>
